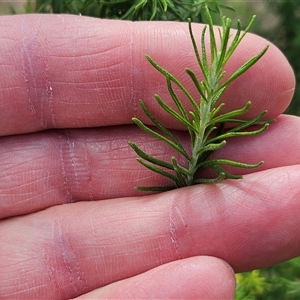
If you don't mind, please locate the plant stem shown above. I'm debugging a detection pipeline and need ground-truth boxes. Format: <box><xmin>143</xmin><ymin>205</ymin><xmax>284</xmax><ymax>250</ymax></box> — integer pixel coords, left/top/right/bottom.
<box><xmin>187</xmin><ymin>49</ymin><xmax>222</xmax><ymax>185</ymax></box>
<box><xmin>188</xmin><ymin>89</ymin><xmax>213</xmax><ymax>184</ymax></box>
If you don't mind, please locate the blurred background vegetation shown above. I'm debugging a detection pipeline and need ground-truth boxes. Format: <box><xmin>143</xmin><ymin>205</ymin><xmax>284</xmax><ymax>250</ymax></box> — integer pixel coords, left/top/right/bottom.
<box><xmin>0</xmin><ymin>0</ymin><xmax>299</xmax><ymax>298</ymax></box>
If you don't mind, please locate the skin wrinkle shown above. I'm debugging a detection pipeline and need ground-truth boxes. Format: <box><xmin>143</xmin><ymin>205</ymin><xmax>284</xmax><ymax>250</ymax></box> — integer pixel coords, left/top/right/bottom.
<box><xmin>70</xmin><ymin>18</ymin><xmax>91</xmax><ymax>128</ymax></box>
<box><xmin>24</xmin><ymin>15</ymin><xmax>49</xmax><ymax>128</ymax></box>
<box><xmin>72</xmin><ymin>18</ymin><xmax>92</xmax><ymax>127</ymax></box>
<box><xmin>168</xmin><ymin>197</ymin><xmax>181</xmax><ymax>259</ymax></box>
<box><xmin>45</xmin><ymin>215</ymin><xmax>89</xmax><ymax>298</ymax></box>
<box><xmin>58</xmin><ymin>132</ymin><xmax>73</xmax><ymax>203</ymax></box>
<box><xmin>43</xmin><ymin>248</ymin><xmax>62</xmax><ymax>298</ymax></box>
<box><xmin>57</xmin><ymin>130</ymin><xmax>96</xmax><ymax>202</ymax></box>
<box><xmin>169</xmin><ymin>220</ymin><xmax>181</xmax><ymax>258</ymax></box>
<box><xmin>20</xmin><ymin>15</ymin><xmax>57</xmax><ymax>130</ymax></box>
<box><xmin>67</xmin><ymin>134</ymin><xmax>79</xmax><ymax>189</ymax></box>
<box><xmin>174</xmin><ymin>205</ymin><xmax>195</xmax><ymax>248</ymax></box>
<box><xmin>168</xmin><ymin>190</ymin><xmax>198</xmax><ymax>260</ymax></box>
<box><xmin>71</xmin><ymin>16</ymin><xmax>79</xmax><ymax>122</ymax></box>
<box><xmin>128</xmin><ymin>21</ymin><xmax>141</xmax><ymax>121</ymax></box>
<box><xmin>44</xmin><ymin>41</ymin><xmax>55</xmax><ymax>127</ymax></box>
<box><xmin>20</xmin><ymin>15</ymin><xmax>37</xmax><ymax>117</ymax></box>
<box><xmin>83</xmin><ymin>135</ymin><xmax>94</xmax><ymax>201</ymax></box>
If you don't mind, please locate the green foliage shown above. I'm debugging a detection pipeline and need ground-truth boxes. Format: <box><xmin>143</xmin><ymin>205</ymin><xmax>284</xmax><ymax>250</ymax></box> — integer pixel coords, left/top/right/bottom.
<box><xmin>21</xmin><ymin>0</ymin><xmax>231</xmax><ymax>21</ymax></box>
<box><xmin>236</xmin><ymin>270</ymin><xmax>269</xmax><ymax>299</ymax></box>
<box><xmin>224</xmin><ymin>0</ymin><xmax>300</xmax><ymax>117</ymax></box>
<box><xmin>236</xmin><ymin>257</ymin><xmax>300</xmax><ymax>299</ymax></box>
<box><xmin>129</xmin><ymin>7</ymin><xmax>271</xmax><ymax>191</ymax></box>
<box><xmin>264</xmin><ymin>0</ymin><xmax>300</xmax><ymax>116</ymax></box>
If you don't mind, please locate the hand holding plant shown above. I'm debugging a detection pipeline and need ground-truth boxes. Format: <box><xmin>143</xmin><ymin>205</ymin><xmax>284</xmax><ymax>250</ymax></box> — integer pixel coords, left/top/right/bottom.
<box><xmin>0</xmin><ymin>11</ymin><xmax>297</xmax><ymax>300</ymax></box>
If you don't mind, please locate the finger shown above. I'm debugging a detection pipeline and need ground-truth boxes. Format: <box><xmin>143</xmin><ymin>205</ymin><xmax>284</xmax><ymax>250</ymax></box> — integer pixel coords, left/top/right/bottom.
<box><xmin>0</xmin><ymin>14</ymin><xmax>295</xmax><ymax>136</ymax></box>
<box><xmin>73</xmin><ymin>257</ymin><xmax>235</xmax><ymax>300</ymax></box>
<box><xmin>1</xmin><ymin>114</ymin><xmax>300</xmax><ymax>219</ymax></box>
<box><xmin>1</xmin><ymin>166</ymin><xmax>300</xmax><ymax>298</ymax></box>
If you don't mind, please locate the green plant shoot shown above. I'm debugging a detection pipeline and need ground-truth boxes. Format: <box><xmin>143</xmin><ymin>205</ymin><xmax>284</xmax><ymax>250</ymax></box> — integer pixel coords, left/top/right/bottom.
<box><xmin>129</xmin><ymin>5</ymin><xmax>272</xmax><ymax>191</ymax></box>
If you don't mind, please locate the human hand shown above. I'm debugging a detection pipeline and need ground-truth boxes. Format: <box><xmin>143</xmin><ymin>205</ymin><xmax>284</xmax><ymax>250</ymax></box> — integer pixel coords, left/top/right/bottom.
<box><xmin>0</xmin><ymin>14</ymin><xmax>298</xmax><ymax>299</ymax></box>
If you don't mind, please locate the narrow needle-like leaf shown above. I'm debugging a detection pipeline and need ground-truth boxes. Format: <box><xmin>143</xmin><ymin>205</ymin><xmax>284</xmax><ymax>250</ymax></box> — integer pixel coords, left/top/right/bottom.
<box><xmin>136</xmin><ymin>158</ymin><xmax>179</xmax><ymax>183</ymax></box>
<box><xmin>132</xmin><ymin>117</ymin><xmax>189</xmax><ymax>159</ymax></box>
<box><xmin>137</xmin><ymin>100</ymin><xmax>189</xmax><ymax>157</ymax></box>
<box><xmin>221</xmin><ymin>46</ymin><xmax>269</xmax><ymax>88</ymax></box>
<box><xmin>146</xmin><ymin>55</ymin><xmax>200</xmax><ymax>112</ymax></box>
<box><xmin>128</xmin><ymin>141</ymin><xmax>174</xmax><ymax>170</ymax></box>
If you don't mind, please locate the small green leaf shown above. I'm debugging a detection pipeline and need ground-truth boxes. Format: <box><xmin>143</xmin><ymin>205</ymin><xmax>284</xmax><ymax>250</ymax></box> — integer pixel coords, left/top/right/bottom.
<box><xmin>210</xmin><ymin>101</ymin><xmax>252</xmax><ymax>124</ymax></box>
<box><xmin>135</xmin><ymin>100</ymin><xmax>189</xmax><ymax>157</ymax></box>
<box><xmin>136</xmin><ymin>158</ymin><xmax>179</xmax><ymax>183</ymax></box>
<box><xmin>135</xmin><ymin>185</ymin><xmax>176</xmax><ymax>192</ymax></box>
<box><xmin>132</xmin><ymin>117</ymin><xmax>189</xmax><ymax>159</ymax></box>
<box><xmin>197</xmin><ymin>158</ymin><xmax>264</xmax><ymax>170</ymax></box>
<box><xmin>128</xmin><ymin>141</ymin><xmax>174</xmax><ymax>170</ymax></box>
<box><xmin>154</xmin><ymin>94</ymin><xmax>195</xmax><ymax>132</ymax></box>
<box><xmin>146</xmin><ymin>55</ymin><xmax>200</xmax><ymax>113</ymax></box>
<box><xmin>193</xmin><ymin>172</ymin><xmax>226</xmax><ymax>184</ymax></box>
<box><xmin>208</xmin><ymin>124</ymin><xmax>269</xmax><ymax>144</ymax></box>
<box><xmin>222</xmin><ymin>46</ymin><xmax>269</xmax><ymax>88</ymax></box>
<box><xmin>198</xmin><ymin>140</ymin><xmax>226</xmax><ymax>155</ymax></box>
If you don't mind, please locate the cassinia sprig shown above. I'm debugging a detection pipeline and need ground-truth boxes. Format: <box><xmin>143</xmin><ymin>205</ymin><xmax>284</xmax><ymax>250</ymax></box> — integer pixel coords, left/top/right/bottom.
<box><xmin>129</xmin><ymin>6</ymin><xmax>272</xmax><ymax>191</ymax></box>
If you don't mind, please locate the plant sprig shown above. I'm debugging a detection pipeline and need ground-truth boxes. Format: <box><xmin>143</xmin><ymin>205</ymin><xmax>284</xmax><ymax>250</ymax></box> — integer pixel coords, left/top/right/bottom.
<box><xmin>129</xmin><ymin>5</ymin><xmax>273</xmax><ymax>191</ymax></box>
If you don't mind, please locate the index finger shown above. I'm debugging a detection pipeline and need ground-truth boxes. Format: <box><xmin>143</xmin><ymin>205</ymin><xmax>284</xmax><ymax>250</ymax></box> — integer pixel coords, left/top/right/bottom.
<box><xmin>0</xmin><ymin>14</ymin><xmax>295</xmax><ymax>136</ymax></box>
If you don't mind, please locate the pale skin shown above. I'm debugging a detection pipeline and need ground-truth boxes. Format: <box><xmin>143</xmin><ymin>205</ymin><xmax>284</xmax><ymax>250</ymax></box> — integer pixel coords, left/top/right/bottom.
<box><xmin>0</xmin><ymin>14</ymin><xmax>298</xmax><ymax>299</ymax></box>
